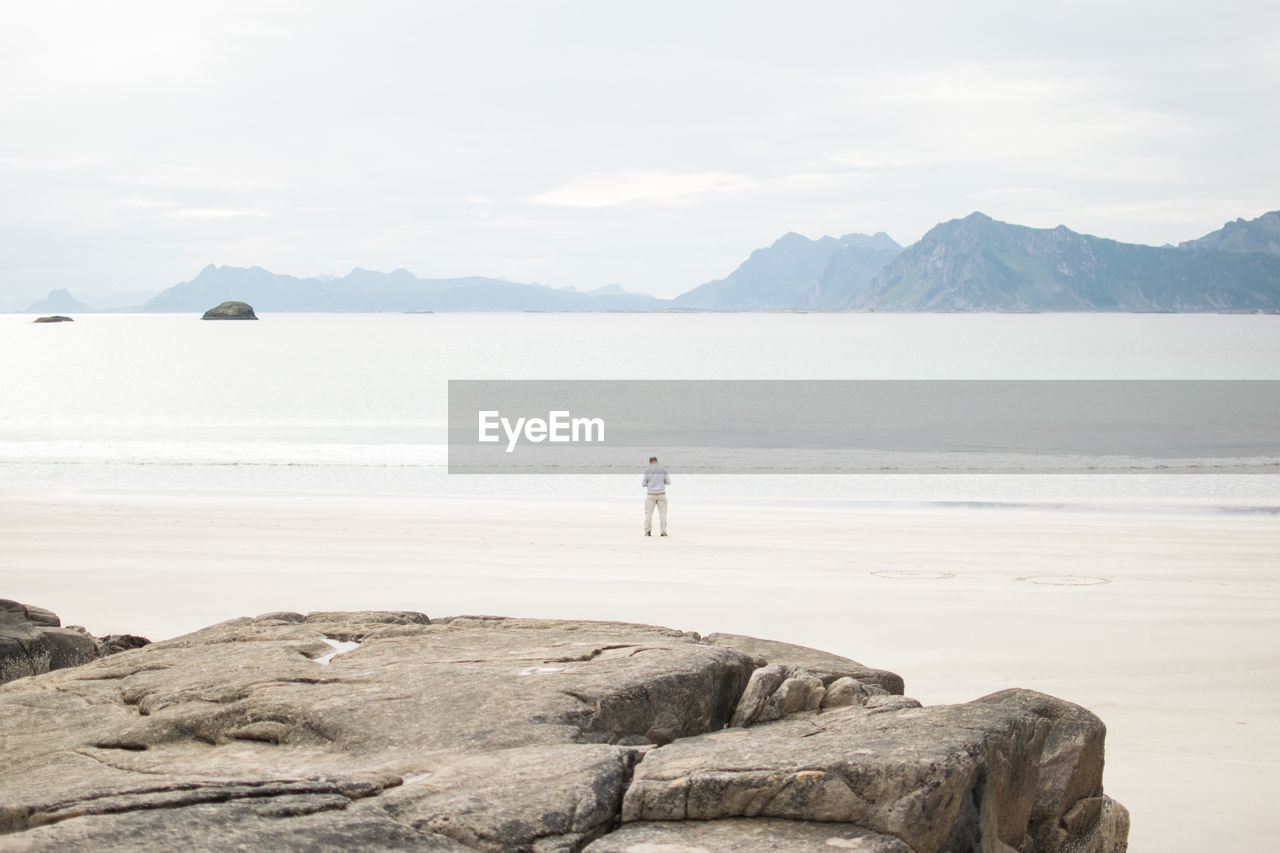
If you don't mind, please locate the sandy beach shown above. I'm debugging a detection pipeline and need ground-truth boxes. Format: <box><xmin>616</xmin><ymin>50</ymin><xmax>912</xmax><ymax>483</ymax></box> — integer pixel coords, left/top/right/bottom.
<box><xmin>3</xmin><ymin>486</ymin><xmax>1277</xmax><ymax>850</ymax></box>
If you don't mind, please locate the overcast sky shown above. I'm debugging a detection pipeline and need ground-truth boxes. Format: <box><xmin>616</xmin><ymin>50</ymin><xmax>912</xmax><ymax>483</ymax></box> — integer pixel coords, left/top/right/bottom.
<box><xmin>2</xmin><ymin>1</ymin><xmax>1277</xmax><ymax>304</ymax></box>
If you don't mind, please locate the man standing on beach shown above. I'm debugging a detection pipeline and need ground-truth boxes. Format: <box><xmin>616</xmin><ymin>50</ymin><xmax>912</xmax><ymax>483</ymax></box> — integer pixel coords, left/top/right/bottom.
<box><xmin>642</xmin><ymin>456</ymin><xmax>670</xmax><ymax>537</ymax></box>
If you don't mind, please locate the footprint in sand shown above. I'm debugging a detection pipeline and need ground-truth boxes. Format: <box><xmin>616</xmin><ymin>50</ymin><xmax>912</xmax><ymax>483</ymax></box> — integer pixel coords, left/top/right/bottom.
<box><xmin>1018</xmin><ymin>574</ymin><xmax>1111</xmax><ymax>586</ymax></box>
<box><xmin>870</xmin><ymin>569</ymin><xmax>956</xmax><ymax>580</ymax></box>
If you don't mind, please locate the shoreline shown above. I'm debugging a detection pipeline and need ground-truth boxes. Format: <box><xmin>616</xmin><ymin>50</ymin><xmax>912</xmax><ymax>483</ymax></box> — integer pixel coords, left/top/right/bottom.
<box><xmin>6</xmin><ymin>475</ymin><xmax>1279</xmax><ymax>516</ymax></box>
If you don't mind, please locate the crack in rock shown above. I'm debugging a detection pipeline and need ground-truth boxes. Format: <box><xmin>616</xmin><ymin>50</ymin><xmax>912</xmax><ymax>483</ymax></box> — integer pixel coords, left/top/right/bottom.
<box><xmin>3</xmin><ymin>778</ymin><xmax>391</xmax><ymax>834</ymax></box>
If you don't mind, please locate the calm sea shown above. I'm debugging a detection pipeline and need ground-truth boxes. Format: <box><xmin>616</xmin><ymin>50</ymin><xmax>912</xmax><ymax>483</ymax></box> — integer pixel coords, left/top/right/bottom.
<box><xmin>3</xmin><ymin>312</ymin><xmax>1278</xmax><ymax>510</ymax></box>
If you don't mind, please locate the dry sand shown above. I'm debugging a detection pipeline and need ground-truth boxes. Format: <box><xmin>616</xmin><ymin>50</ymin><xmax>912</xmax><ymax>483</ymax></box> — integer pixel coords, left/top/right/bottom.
<box><xmin>2</xmin><ymin>486</ymin><xmax>1277</xmax><ymax>850</ymax></box>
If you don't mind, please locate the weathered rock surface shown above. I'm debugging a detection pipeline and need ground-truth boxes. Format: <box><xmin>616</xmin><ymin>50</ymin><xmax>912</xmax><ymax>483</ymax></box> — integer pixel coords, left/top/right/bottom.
<box><xmin>200</xmin><ymin>300</ymin><xmax>258</xmax><ymax>320</ymax></box>
<box><xmin>0</xmin><ymin>612</ymin><xmax>1128</xmax><ymax>852</ymax></box>
<box><xmin>584</xmin><ymin>817</ymin><xmax>913</xmax><ymax>852</ymax></box>
<box><xmin>703</xmin><ymin>632</ymin><xmax>904</xmax><ymax>696</ymax></box>
<box><xmin>0</xmin><ymin>600</ymin><xmax>148</xmax><ymax>686</ymax></box>
<box><xmin>87</xmin><ymin>632</ymin><xmax>153</xmax><ymax>657</ymax></box>
<box><xmin>32</xmin><ymin>315</ymin><xmax>74</xmax><ymax>323</ymax></box>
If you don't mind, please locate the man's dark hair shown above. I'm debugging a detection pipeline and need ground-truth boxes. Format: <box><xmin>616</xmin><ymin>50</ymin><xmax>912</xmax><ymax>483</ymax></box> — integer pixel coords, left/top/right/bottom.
<box><xmin>649</xmin><ymin>456</ymin><xmax>658</xmax><ymax>462</ymax></box>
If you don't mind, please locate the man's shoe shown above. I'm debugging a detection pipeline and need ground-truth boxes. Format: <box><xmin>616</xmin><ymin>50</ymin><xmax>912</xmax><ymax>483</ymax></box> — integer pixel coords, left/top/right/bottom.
<box><xmin>645</xmin><ymin>531</ymin><xmax>651</xmax><ymax>536</ymax></box>
<box><xmin>661</xmin><ymin>532</ymin><xmax>668</xmax><ymax>537</ymax></box>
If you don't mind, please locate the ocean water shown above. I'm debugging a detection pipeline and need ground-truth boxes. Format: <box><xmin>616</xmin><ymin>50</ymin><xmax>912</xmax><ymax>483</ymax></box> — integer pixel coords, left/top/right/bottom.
<box><xmin>3</xmin><ymin>312</ymin><xmax>1279</xmax><ymax>510</ymax></box>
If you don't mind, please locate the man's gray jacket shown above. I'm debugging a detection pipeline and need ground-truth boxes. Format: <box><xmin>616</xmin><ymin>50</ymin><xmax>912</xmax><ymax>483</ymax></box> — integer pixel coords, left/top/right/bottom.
<box><xmin>642</xmin><ymin>464</ymin><xmax>670</xmax><ymax>494</ymax></box>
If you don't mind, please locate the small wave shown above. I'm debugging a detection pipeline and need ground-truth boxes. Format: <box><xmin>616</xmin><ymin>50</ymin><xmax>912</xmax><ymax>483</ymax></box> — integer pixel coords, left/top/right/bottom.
<box><xmin>0</xmin><ymin>440</ymin><xmax>447</xmax><ymax>469</ymax></box>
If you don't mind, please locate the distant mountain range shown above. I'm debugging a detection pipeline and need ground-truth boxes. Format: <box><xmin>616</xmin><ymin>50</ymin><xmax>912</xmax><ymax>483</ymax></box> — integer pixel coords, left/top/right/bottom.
<box><xmin>16</xmin><ymin>209</ymin><xmax>1280</xmax><ymax>313</ymax></box>
<box><xmin>673</xmin><ymin>232</ymin><xmax>902</xmax><ymax>309</ymax></box>
<box><xmin>1179</xmin><ymin>210</ymin><xmax>1280</xmax><ymax>254</ymax></box>
<box><xmin>133</xmin><ymin>266</ymin><xmax>668</xmax><ymax>313</ymax></box>
<box><xmin>25</xmin><ymin>288</ymin><xmax>94</xmax><ymax>314</ymax></box>
<box><xmin>848</xmin><ymin>212</ymin><xmax>1280</xmax><ymax>311</ymax></box>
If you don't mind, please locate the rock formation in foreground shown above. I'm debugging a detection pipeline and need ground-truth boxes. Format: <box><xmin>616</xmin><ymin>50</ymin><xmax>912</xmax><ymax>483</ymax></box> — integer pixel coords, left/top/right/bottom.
<box><xmin>200</xmin><ymin>300</ymin><xmax>258</xmax><ymax>320</ymax></box>
<box><xmin>0</xmin><ymin>611</ymin><xmax>1129</xmax><ymax>852</ymax></box>
<box><xmin>0</xmin><ymin>599</ymin><xmax>149</xmax><ymax>685</ymax></box>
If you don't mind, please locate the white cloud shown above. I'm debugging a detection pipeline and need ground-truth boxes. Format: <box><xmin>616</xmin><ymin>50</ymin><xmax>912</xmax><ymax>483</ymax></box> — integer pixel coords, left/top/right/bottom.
<box><xmin>811</xmin><ymin>61</ymin><xmax>1195</xmax><ymax>180</ymax></box>
<box><xmin>168</xmin><ymin>207</ymin><xmax>268</xmax><ymax>220</ymax></box>
<box><xmin>969</xmin><ymin>187</ymin><xmax>1070</xmax><ymax>205</ymax></box>
<box><xmin>531</xmin><ymin>170</ymin><xmax>757</xmax><ymax>208</ymax></box>
<box><xmin>117</xmin><ymin>198</ymin><xmax>181</xmax><ymax>210</ymax></box>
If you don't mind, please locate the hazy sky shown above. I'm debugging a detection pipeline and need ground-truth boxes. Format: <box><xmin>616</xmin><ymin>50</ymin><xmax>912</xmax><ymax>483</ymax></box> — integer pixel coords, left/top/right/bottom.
<box><xmin>2</xmin><ymin>1</ymin><xmax>1277</xmax><ymax>304</ymax></box>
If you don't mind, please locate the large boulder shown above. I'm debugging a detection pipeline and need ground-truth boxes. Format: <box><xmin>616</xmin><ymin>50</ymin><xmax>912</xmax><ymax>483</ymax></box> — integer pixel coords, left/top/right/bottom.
<box><xmin>0</xmin><ymin>600</ymin><xmax>150</xmax><ymax>686</ymax></box>
<box><xmin>0</xmin><ymin>599</ymin><xmax>96</xmax><ymax>684</ymax></box>
<box><xmin>200</xmin><ymin>300</ymin><xmax>258</xmax><ymax>320</ymax></box>
<box><xmin>619</xmin><ymin>701</ymin><xmax>1047</xmax><ymax>851</ymax></box>
<box><xmin>0</xmin><ymin>613</ymin><xmax>1127</xmax><ymax>852</ymax></box>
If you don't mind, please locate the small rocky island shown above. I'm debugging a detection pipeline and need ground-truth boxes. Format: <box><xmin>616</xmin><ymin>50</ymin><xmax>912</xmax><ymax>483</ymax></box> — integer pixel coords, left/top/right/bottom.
<box><xmin>201</xmin><ymin>300</ymin><xmax>258</xmax><ymax>320</ymax></box>
<box><xmin>32</xmin><ymin>315</ymin><xmax>74</xmax><ymax>323</ymax></box>
<box><xmin>0</xmin><ymin>608</ymin><xmax>1129</xmax><ymax>852</ymax></box>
